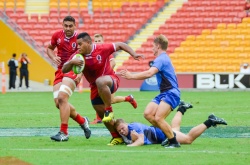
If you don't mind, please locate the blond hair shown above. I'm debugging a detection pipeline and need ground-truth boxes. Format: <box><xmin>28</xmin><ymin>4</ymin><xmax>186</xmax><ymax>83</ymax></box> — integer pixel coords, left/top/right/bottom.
<box><xmin>94</xmin><ymin>33</ymin><xmax>103</xmax><ymax>39</ymax></box>
<box><xmin>154</xmin><ymin>34</ymin><xmax>168</xmax><ymax>50</ymax></box>
<box><xmin>114</xmin><ymin>118</ymin><xmax>126</xmax><ymax>130</ymax></box>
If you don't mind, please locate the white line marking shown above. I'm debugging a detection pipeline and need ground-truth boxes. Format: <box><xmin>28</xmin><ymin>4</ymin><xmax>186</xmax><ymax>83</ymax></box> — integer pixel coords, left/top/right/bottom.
<box><xmin>8</xmin><ymin>148</ymin><xmax>249</xmax><ymax>154</ymax></box>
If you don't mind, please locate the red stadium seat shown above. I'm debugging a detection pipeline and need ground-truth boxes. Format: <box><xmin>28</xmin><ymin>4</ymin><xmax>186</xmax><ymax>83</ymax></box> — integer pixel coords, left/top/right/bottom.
<box><xmin>16</xmin><ymin>8</ymin><xmax>25</xmax><ymax>14</ymax></box>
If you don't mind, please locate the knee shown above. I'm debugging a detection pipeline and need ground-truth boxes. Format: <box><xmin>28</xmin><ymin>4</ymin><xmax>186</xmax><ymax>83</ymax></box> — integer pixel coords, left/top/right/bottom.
<box><xmin>185</xmin><ymin>137</ymin><xmax>193</xmax><ymax>144</ymax></box>
<box><xmin>154</xmin><ymin>116</ymin><xmax>163</xmax><ymax>124</ymax></box>
<box><xmin>111</xmin><ymin>97</ymin><xmax>115</xmax><ymax>104</ymax></box>
<box><xmin>95</xmin><ymin>78</ymin><xmax>104</xmax><ymax>87</ymax></box>
<box><xmin>186</xmin><ymin>140</ymin><xmax>193</xmax><ymax>144</ymax></box>
<box><xmin>55</xmin><ymin>101</ymin><xmax>60</xmax><ymax>109</ymax></box>
<box><xmin>144</xmin><ymin>112</ymin><xmax>153</xmax><ymax>121</ymax></box>
<box><xmin>57</xmin><ymin>94</ymin><xmax>66</xmax><ymax>105</ymax></box>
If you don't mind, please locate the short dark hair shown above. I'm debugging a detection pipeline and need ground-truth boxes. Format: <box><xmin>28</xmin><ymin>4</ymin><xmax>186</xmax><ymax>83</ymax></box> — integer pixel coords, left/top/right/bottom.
<box><xmin>77</xmin><ymin>32</ymin><xmax>92</xmax><ymax>43</ymax></box>
<box><xmin>12</xmin><ymin>53</ymin><xmax>16</xmax><ymax>57</ymax></box>
<box><xmin>63</xmin><ymin>16</ymin><xmax>75</xmax><ymax>24</ymax></box>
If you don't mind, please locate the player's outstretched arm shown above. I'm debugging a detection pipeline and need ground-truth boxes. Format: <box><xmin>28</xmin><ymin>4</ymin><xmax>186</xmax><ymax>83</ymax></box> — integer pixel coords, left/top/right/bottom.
<box><xmin>127</xmin><ymin>130</ymin><xmax>144</xmax><ymax>147</ymax></box>
<box><xmin>115</xmin><ymin>42</ymin><xmax>145</xmax><ymax>60</ymax></box>
<box><xmin>120</xmin><ymin>67</ymin><xmax>158</xmax><ymax>80</ymax></box>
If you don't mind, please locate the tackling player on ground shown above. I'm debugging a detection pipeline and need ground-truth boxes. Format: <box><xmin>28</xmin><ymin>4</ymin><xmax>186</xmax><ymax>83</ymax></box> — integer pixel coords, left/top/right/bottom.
<box><xmin>114</xmin><ymin>101</ymin><xmax>227</xmax><ymax>147</ymax></box>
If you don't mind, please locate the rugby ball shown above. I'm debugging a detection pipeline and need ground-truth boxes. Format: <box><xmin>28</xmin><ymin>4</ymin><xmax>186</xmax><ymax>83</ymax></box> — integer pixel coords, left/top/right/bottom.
<box><xmin>72</xmin><ymin>54</ymin><xmax>84</xmax><ymax>74</ymax></box>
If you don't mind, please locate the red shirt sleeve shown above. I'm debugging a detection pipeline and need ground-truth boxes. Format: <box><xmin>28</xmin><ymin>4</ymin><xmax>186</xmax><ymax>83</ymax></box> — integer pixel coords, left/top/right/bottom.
<box><xmin>101</xmin><ymin>43</ymin><xmax>115</xmax><ymax>58</ymax></box>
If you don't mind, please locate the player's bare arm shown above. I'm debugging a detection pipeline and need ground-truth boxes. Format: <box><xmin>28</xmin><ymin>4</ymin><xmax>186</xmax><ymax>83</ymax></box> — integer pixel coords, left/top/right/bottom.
<box><xmin>62</xmin><ymin>58</ymin><xmax>84</xmax><ymax>73</ymax></box>
<box><xmin>47</xmin><ymin>44</ymin><xmax>61</xmax><ymax>65</ymax></box>
<box><xmin>114</xmin><ymin>42</ymin><xmax>145</xmax><ymax>60</ymax></box>
<box><xmin>127</xmin><ymin>130</ymin><xmax>144</xmax><ymax>147</ymax></box>
<box><xmin>74</xmin><ymin>73</ymin><xmax>83</xmax><ymax>84</ymax></box>
<box><xmin>120</xmin><ymin>67</ymin><xmax>158</xmax><ymax>80</ymax></box>
<box><xmin>110</xmin><ymin>59</ymin><xmax>116</xmax><ymax>69</ymax></box>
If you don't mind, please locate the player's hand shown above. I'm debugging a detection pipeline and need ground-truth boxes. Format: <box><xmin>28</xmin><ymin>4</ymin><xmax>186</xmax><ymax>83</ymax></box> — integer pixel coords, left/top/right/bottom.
<box><xmin>74</xmin><ymin>73</ymin><xmax>83</xmax><ymax>84</ymax></box>
<box><xmin>132</xmin><ymin>54</ymin><xmax>145</xmax><ymax>61</ymax></box>
<box><xmin>71</xmin><ymin>58</ymin><xmax>84</xmax><ymax>67</ymax></box>
<box><xmin>120</xmin><ymin>70</ymin><xmax>133</xmax><ymax>80</ymax></box>
<box><xmin>52</xmin><ymin>56</ymin><xmax>61</xmax><ymax>66</ymax></box>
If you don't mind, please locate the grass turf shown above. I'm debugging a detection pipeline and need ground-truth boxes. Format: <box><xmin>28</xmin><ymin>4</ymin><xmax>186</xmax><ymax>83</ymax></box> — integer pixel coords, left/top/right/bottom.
<box><xmin>0</xmin><ymin>91</ymin><xmax>249</xmax><ymax>164</ymax></box>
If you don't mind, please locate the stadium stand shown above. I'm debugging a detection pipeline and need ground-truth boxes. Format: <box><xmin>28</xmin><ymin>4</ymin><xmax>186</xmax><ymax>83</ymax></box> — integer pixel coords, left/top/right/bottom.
<box><xmin>117</xmin><ymin>0</ymin><xmax>249</xmax><ymax>73</ymax></box>
<box><xmin>1</xmin><ymin>0</ymin><xmax>249</xmax><ymax>73</ymax></box>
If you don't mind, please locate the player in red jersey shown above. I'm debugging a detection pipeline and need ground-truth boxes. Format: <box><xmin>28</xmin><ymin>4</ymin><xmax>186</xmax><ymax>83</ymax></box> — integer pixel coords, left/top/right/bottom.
<box><xmin>90</xmin><ymin>33</ymin><xmax>138</xmax><ymax>124</ymax></box>
<box><xmin>47</xmin><ymin>16</ymin><xmax>91</xmax><ymax>142</ymax></box>
<box><xmin>62</xmin><ymin>32</ymin><xmax>144</xmax><ymax>145</ymax></box>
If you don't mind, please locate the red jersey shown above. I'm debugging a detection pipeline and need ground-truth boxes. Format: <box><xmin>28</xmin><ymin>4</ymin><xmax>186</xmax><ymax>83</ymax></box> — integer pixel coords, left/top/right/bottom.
<box><xmin>50</xmin><ymin>30</ymin><xmax>78</xmax><ymax>69</ymax></box>
<box><xmin>69</xmin><ymin>43</ymin><xmax>117</xmax><ymax>86</ymax></box>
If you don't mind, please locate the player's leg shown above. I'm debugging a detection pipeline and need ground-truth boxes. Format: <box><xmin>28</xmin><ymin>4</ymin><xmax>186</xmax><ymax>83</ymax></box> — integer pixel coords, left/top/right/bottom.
<box><xmin>92</xmin><ymin>96</ymin><xmax>123</xmax><ymax>145</ymax></box>
<box><xmin>90</xmin><ymin>93</ymin><xmax>104</xmax><ymax>124</ymax></box>
<box><xmin>111</xmin><ymin>93</ymin><xmax>119</xmax><ymax>104</ymax></box>
<box><xmin>143</xmin><ymin>102</ymin><xmax>158</xmax><ymax>126</ymax></box>
<box><xmin>53</xmin><ymin>82</ymin><xmax>61</xmax><ymax>109</ymax></box>
<box><xmin>155</xmin><ymin>92</ymin><xmax>180</xmax><ymax>148</ymax></box>
<box><xmin>63</xmin><ymin>76</ymin><xmax>91</xmax><ymax>139</ymax></box>
<box><xmin>52</xmin><ymin>69</ymin><xmax>64</xmax><ymax>109</ymax></box>
<box><xmin>171</xmin><ymin>111</ymin><xmax>183</xmax><ymax>132</ymax></box>
<box><xmin>96</xmin><ymin>75</ymin><xmax>118</xmax><ymax>122</ymax></box>
<box><xmin>90</xmin><ymin>113</ymin><xmax>102</xmax><ymax>124</ymax></box>
<box><xmin>171</xmin><ymin>101</ymin><xmax>193</xmax><ymax>131</ymax></box>
<box><xmin>178</xmin><ymin>114</ymin><xmax>227</xmax><ymax>144</ymax></box>
<box><xmin>51</xmin><ymin>74</ymin><xmax>91</xmax><ymax>141</ymax></box>
<box><xmin>111</xmin><ymin>94</ymin><xmax>138</xmax><ymax>109</ymax></box>
<box><xmin>50</xmin><ymin>77</ymin><xmax>74</xmax><ymax>141</ymax></box>
<box><xmin>155</xmin><ymin>101</ymin><xmax>180</xmax><ymax>148</ymax></box>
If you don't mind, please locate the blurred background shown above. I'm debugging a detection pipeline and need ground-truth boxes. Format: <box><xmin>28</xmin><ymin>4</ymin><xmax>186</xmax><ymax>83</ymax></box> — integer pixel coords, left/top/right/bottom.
<box><xmin>0</xmin><ymin>0</ymin><xmax>250</xmax><ymax>91</ymax></box>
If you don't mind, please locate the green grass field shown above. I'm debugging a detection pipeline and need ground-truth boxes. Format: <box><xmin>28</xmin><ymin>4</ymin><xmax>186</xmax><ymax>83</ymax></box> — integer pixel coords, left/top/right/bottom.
<box><xmin>0</xmin><ymin>91</ymin><xmax>249</xmax><ymax>165</ymax></box>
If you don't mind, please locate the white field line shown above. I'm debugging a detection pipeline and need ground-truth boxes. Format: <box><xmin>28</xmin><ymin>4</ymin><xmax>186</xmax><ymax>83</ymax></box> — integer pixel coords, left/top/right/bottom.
<box><xmin>0</xmin><ymin>112</ymin><xmax>144</xmax><ymax>115</ymax></box>
<box><xmin>7</xmin><ymin>148</ymin><xmax>250</xmax><ymax>154</ymax></box>
<box><xmin>2</xmin><ymin>111</ymin><xmax>250</xmax><ymax>115</ymax></box>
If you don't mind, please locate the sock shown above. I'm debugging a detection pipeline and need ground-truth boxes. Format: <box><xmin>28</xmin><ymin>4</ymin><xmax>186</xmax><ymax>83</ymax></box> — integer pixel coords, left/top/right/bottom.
<box><xmin>203</xmin><ymin>119</ymin><xmax>213</xmax><ymax>128</ymax></box>
<box><xmin>177</xmin><ymin>106</ymin><xmax>186</xmax><ymax>115</ymax></box>
<box><xmin>105</xmin><ymin>106</ymin><xmax>113</xmax><ymax>112</ymax></box>
<box><xmin>168</xmin><ymin>135</ymin><xmax>178</xmax><ymax>144</ymax></box>
<box><xmin>125</xmin><ymin>96</ymin><xmax>130</xmax><ymax>102</ymax></box>
<box><xmin>96</xmin><ymin>113</ymin><xmax>102</xmax><ymax>121</ymax></box>
<box><xmin>60</xmin><ymin>123</ymin><xmax>68</xmax><ymax>135</ymax></box>
<box><xmin>111</xmin><ymin>132</ymin><xmax>121</xmax><ymax>138</ymax></box>
<box><xmin>74</xmin><ymin>114</ymin><xmax>85</xmax><ymax>125</ymax></box>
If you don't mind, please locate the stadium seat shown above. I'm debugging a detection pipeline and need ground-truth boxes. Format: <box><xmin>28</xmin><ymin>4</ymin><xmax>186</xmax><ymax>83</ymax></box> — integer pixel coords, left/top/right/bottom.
<box><xmin>6</xmin><ymin>2</ymin><xmax>15</xmax><ymax>8</ymax></box>
<box><xmin>217</xmin><ymin>23</ymin><xmax>226</xmax><ymax>29</ymax></box>
<box><xmin>69</xmin><ymin>2</ymin><xmax>78</xmax><ymax>9</ymax></box>
<box><xmin>79</xmin><ymin>2</ymin><xmax>88</xmax><ymax>8</ymax></box>
<box><xmin>59</xmin><ymin>2</ymin><xmax>68</xmax><ymax>8</ymax></box>
<box><xmin>16</xmin><ymin>2</ymin><xmax>25</xmax><ymax>8</ymax></box>
<box><xmin>49</xmin><ymin>2</ymin><xmax>58</xmax><ymax>8</ymax></box>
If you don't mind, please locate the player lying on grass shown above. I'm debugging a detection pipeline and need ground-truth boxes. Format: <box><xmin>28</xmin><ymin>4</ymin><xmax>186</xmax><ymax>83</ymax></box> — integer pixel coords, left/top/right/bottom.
<box><xmin>114</xmin><ymin>101</ymin><xmax>227</xmax><ymax>147</ymax></box>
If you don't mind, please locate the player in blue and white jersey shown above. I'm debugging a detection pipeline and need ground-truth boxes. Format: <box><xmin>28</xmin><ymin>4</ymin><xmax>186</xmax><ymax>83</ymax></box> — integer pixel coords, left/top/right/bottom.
<box><xmin>120</xmin><ymin>34</ymin><xmax>180</xmax><ymax>148</ymax></box>
<box><xmin>114</xmin><ymin>104</ymin><xmax>227</xmax><ymax>147</ymax></box>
